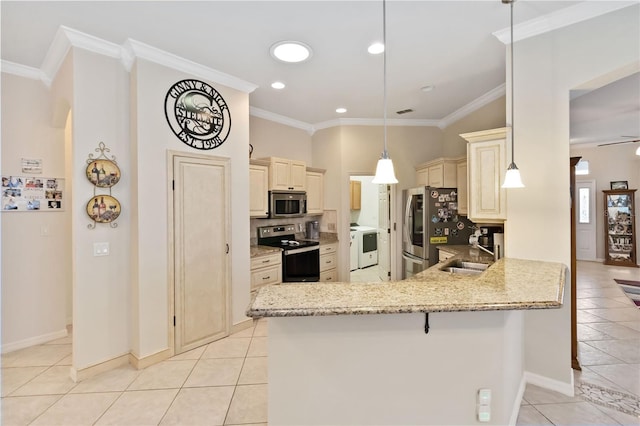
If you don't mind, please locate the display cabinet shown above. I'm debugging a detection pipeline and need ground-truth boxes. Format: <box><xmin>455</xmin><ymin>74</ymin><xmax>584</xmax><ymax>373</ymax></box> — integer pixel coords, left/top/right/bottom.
<box><xmin>603</xmin><ymin>189</ymin><xmax>637</xmax><ymax>267</ymax></box>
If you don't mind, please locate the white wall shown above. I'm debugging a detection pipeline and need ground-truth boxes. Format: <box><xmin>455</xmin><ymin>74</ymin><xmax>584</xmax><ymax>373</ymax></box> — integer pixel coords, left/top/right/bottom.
<box><xmin>510</xmin><ymin>5</ymin><xmax>639</xmax><ymax>386</ymax></box>
<box><xmin>249</xmin><ymin>117</ymin><xmax>312</xmax><ymax>164</ymax></box>
<box><xmin>570</xmin><ymin>144</ymin><xmax>640</xmax><ymax>262</ymax></box>
<box><xmin>269</xmin><ymin>311</ymin><xmax>524</xmax><ymax>425</ymax></box>
<box><xmin>349</xmin><ymin>176</ymin><xmax>378</xmax><ymax>228</ymax></box>
<box><xmin>66</xmin><ymin>49</ymin><xmax>132</xmax><ymax>370</ymax></box>
<box><xmin>130</xmin><ymin>58</ymin><xmax>251</xmax><ymax>360</ymax></box>
<box><xmin>1</xmin><ymin>73</ymin><xmax>71</xmax><ymax>351</ymax></box>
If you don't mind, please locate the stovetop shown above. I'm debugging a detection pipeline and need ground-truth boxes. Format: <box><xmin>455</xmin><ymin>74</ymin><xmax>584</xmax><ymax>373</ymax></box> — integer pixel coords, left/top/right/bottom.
<box><xmin>257</xmin><ymin>225</ymin><xmax>320</xmax><ymax>251</ymax></box>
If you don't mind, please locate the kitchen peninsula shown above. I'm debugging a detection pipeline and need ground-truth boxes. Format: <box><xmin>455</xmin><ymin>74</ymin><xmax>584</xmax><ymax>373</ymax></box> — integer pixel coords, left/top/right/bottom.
<box><xmin>247</xmin><ymin>252</ymin><xmax>566</xmax><ymax>425</ymax></box>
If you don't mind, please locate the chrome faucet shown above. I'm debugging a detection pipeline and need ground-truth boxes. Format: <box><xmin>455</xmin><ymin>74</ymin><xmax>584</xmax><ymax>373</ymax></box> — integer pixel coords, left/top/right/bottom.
<box><xmin>476</xmin><ymin>244</ymin><xmax>501</xmax><ymax>261</ymax></box>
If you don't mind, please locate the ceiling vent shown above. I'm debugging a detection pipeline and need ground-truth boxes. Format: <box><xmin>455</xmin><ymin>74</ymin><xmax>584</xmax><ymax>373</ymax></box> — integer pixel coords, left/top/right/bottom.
<box><xmin>396</xmin><ymin>108</ymin><xmax>413</xmax><ymax>115</ymax></box>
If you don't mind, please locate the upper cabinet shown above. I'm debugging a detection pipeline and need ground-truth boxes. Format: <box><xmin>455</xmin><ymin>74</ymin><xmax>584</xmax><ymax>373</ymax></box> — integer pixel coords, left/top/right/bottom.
<box><xmin>415</xmin><ymin>158</ymin><xmax>459</xmax><ymax>188</ymax></box>
<box><xmin>249</xmin><ymin>160</ymin><xmax>270</xmax><ymax>218</ymax></box>
<box><xmin>456</xmin><ymin>157</ymin><xmax>468</xmax><ymax>216</ymax></box>
<box><xmin>266</xmin><ymin>157</ymin><xmax>306</xmax><ymax>191</ymax></box>
<box><xmin>350</xmin><ymin>180</ymin><xmax>361</xmax><ymax>210</ymax></box>
<box><xmin>461</xmin><ymin>127</ymin><xmax>508</xmax><ymax>223</ymax></box>
<box><xmin>306</xmin><ymin>168</ymin><xmax>325</xmax><ymax>215</ymax></box>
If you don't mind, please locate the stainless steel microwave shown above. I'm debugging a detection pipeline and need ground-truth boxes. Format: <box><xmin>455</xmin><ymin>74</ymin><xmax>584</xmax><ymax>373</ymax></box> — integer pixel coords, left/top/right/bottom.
<box><xmin>269</xmin><ymin>191</ymin><xmax>306</xmax><ymax>218</ymax></box>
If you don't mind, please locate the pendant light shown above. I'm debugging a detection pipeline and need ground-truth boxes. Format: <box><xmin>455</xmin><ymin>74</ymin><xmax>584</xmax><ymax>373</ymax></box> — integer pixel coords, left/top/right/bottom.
<box><xmin>501</xmin><ymin>0</ymin><xmax>525</xmax><ymax>189</ymax></box>
<box><xmin>372</xmin><ymin>0</ymin><xmax>398</xmax><ymax>184</ymax></box>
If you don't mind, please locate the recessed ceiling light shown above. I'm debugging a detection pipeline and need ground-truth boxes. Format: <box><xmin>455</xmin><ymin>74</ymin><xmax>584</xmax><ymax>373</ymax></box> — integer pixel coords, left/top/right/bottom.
<box><xmin>336</xmin><ymin>107</ymin><xmax>347</xmax><ymax>114</ymax></box>
<box><xmin>270</xmin><ymin>41</ymin><xmax>312</xmax><ymax>63</ymax></box>
<box><xmin>368</xmin><ymin>42</ymin><xmax>384</xmax><ymax>55</ymax></box>
<box><xmin>421</xmin><ymin>85</ymin><xmax>435</xmax><ymax>92</ymax></box>
<box><xmin>271</xmin><ymin>81</ymin><xmax>285</xmax><ymax>89</ymax></box>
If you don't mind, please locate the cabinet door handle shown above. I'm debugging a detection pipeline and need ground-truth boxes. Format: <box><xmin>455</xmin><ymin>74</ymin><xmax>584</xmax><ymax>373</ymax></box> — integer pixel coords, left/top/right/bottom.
<box><xmin>262</xmin><ymin>276</ymin><xmax>271</xmax><ymax>280</ymax></box>
<box><xmin>262</xmin><ymin>259</ymin><xmax>270</xmax><ymax>263</ymax></box>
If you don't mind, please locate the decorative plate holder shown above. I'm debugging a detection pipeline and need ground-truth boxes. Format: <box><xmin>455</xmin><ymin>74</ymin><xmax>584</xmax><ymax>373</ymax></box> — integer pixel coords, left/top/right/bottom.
<box><xmin>86</xmin><ymin>142</ymin><xmax>121</xmax><ymax>229</ymax></box>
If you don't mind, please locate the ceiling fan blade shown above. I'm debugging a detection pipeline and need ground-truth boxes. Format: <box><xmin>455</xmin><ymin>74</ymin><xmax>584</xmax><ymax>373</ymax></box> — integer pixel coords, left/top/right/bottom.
<box><xmin>597</xmin><ymin>139</ymin><xmax>640</xmax><ymax>147</ymax></box>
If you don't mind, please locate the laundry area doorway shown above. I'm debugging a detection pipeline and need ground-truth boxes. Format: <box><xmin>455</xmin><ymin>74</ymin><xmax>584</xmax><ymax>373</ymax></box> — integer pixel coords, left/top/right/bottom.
<box><xmin>349</xmin><ymin>175</ymin><xmax>391</xmax><ymax>283</ymax></box>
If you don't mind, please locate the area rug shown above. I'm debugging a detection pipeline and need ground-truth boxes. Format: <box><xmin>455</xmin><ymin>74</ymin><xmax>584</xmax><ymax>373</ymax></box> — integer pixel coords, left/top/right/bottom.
<box><xmin>614</xmin><ymin>279</ymin><xmax>640</xmax><ymax>308</ymax></box>
<box><xmin>578</xmin><ymin>381</ymin><xmax>640</xmax><ymax>416</ymax></box>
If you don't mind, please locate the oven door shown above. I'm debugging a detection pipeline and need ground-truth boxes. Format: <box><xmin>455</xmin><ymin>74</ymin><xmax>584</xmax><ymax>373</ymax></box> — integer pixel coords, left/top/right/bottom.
<box><xmin>282</xmin><ymin>246</ymin><xmax>320</xmax><ymax>282</ymax></box>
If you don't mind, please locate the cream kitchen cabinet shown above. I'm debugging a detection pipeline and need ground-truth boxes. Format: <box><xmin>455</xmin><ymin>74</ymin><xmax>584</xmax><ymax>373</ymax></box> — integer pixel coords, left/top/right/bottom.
<box><xmin>250</xmin><ymin>252</ymin><xmax>282</xmax><ymax>291</ymax></box>
<box><xmin>306</xmin><ymin>168</ymin><xmax>325</xmax><ymax>215</ymax></box>
<box><xmin>319</xmin><ymin>243</ymin><xmax>338</xmax><ymax>282</ymax></box>
<box><xmin>264</xmin><ymin>157</ymin><xmax>306</xmax><ymax>191</ymax></box>
<box><xmin>415</xmin><ymin>158</ymin><xmax>459</xmax><ymax>188</ymax></box>
<box><xmin>249</xmin><ymin>159</ymin><xmax>269</xmax><ymax>218</ymax></box>
<box><xmin>461</xmin><ymin>127</ymin><xmax>508</xmax><ymax>223</ymax></box>
<box><xmin>456</xmin><ymin>157</ymin><xmax>468</xmax><ymax>215</ymax></box>
<box><xmin>350</xmin><ymin>180</ymin><xmax>361</xmax><ymax>210</ymax></box>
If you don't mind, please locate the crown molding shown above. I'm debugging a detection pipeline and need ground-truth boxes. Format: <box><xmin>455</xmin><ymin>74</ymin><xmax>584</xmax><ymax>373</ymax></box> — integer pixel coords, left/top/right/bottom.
<box><xmin>439</xmin><ymin>84</ymin><xmax>506</xmax><ymax>129</ymax></box>
<box><xmin>313</xmin><ymin>117</ymin><xmax>440</xmax><ymax>133</ymax></box>
<box><xmin>38</xmin><ymin>25</ymin><xmax>257</xmax><ymax>93</ymax></box>
<box><xmin>493</xmin><ymin>1</ymin><xmax>638</xmax><ymax>44</ymax></box>
<box><xmin>125</xmin><ymin>39</ymin><xmax>258</xmax><ymax>94</ymax></box>
<box><xmin>250</xmin><ymin>107</ymin><xmax>314</xmax><ymax>134</ymax></box>
<box><xmin>1</xmin><ymin>60</ymin><xmax>45</xmax><ymax>82</ymax></box>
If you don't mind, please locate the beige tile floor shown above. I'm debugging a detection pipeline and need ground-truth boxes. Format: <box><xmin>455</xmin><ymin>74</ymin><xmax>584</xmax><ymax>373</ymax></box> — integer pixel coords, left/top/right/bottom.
<box><xmin>2</xmin><ymin>261</ymin><xmax>639</xmax><ymax>425</ymax></box>
<box><xmin>517</xmin><ymin>260</ymin><xmax>640</xmax><ymax>425</ymax></box>
<box><xmin>350</xmin><ymin>264</ymin><xmax>383</xmax><ymax>282</ymax></box>
<box><xmin>1</xmin><ymin>319</ymin><xmax>268</xmax><ymax>426</ymax></box>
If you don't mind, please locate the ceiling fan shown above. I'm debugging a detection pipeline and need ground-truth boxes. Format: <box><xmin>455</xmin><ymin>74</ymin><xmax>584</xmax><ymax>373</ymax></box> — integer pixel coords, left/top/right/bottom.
<box><xmin>597</xmin><ymin>136</ymin><xmax>640</xmax><ymax>147</ymax></box>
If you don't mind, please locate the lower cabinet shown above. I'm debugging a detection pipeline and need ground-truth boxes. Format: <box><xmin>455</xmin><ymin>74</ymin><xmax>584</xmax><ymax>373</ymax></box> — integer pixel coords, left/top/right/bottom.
<box><xmin>319</xmin><ymin>243</ymin><xmax>338</xmax><ymax>282</ymax></box>
<box><xmin>438</xmin><ymin>248</ymin><xmax>455</xmax><ymax>263</ymax></box>
<box><xmin>250</xmin><ymin>252</ymin><xmax>282</xmax><ymax>291</ymax></box>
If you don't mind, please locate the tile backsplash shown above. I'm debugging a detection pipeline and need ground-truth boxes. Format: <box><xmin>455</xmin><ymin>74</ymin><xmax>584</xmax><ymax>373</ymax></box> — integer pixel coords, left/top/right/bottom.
<box><xmin>250</xmin><ymin>210</ymin><xmax>337</xmax><ymax>245</ymax></box>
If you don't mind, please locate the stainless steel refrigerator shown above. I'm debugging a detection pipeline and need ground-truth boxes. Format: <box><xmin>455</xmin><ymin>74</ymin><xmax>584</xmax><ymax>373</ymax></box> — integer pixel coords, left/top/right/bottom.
<box><xmin>402</xmin><ymin>187</ymin><xmax>474</xmax><ymax>278</ymax></box>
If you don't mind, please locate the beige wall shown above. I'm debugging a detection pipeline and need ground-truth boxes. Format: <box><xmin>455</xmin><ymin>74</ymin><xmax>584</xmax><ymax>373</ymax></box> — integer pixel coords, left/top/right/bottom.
<box><xmin>442</xmin><ymin>96</ymin><xmax>506</xmax><ymax>157</ymax></box>
<box><xmin>1</xmin><ymin>73</ymin><xmax>71</xmax><ymax>351</ymax></box>
<box><xmin>130</xmin><ymin>58</ymin><xmax>251</xmax><ymax>360</ymax></box>
<box><xmin>250</xmin><ymin>117</ymin><xmax>312</xmax><ymax>163</ymax></box>
<box><xmin>570</xmin><ymin>143</ymin><xmax>640</xmax><ymax>262</ymax></box>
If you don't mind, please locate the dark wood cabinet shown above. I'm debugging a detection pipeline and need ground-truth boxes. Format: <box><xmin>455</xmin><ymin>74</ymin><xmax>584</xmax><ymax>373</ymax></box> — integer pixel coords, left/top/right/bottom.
<box><xmin>603</xmin><ymin>189</ymin><xmax>637</xmax><ymax>267</ymax></box>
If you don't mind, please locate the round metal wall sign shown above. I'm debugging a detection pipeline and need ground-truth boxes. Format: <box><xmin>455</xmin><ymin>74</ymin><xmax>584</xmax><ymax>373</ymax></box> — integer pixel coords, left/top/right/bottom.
<box><xmin>164</xmin><ymin>79</ymin><xmax>231</xmax><ymax>150</ymax></box>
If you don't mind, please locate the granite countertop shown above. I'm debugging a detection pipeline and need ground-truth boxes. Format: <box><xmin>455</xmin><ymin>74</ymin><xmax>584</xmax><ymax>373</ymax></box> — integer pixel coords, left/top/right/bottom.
<box><xmin>250</xmin><ymin>245</ymin><xmax>282</xmax><ymax>258</ymax></box>
<box><xmin>247</xmin><ymin>249</ymin><xmax>567</xmax><ymax>317</ymax></box>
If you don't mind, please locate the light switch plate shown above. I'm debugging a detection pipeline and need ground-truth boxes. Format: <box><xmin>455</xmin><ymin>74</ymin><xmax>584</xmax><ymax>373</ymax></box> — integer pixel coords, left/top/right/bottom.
<box><xmin>93</xmin><ymin>242</ymin><xmax>110</xmax><ymax>256</ymax></box>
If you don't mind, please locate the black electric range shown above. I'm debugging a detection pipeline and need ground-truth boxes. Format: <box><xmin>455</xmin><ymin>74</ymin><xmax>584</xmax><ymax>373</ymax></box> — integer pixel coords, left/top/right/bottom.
<box><xmin>257</xmin><ymin>225</ymin><xmax>320</xmax><ymax>282</ymax></box>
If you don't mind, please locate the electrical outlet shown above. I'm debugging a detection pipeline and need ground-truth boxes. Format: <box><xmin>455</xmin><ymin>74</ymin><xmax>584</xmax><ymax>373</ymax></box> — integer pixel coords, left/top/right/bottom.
<box><xmin>328</xmin><ymin>223</ymin><xmax>336</xmax><ymax>231</ymax></box>
<box><xmin>93</xmin><ymin>242</ymin><xmax>110</xmax><ymax>256</ymax></box>
<box><xmin>477</xmin><ymin>389</ymin><xmax>491</xmax><ymax>423</ymax></box>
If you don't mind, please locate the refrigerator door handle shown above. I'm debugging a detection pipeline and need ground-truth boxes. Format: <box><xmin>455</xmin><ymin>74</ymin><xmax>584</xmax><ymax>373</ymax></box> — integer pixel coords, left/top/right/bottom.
<box><xmin>403</xmin><ymin>195</ymin><xmax>413</xmax><ymax>246</ymax></box>
<box><xmin>402</xmin><ymin>252</ymin><xmax>425</xmax><ymax>265</ymax></box>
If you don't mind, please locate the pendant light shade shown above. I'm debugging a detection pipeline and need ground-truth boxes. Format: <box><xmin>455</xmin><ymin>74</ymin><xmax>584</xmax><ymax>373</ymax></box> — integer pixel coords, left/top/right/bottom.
<box><xmin>372</xmin><ymin>0</ymin><xmax>398</xmax><ymax>185</ymax></box>
<box><xmin>503</xmin><ymin>162</ymin><xmax>524</xmax><ymax>188</ymax></box>
<box><xmin>372</xmin><ymin>156</ymin><xmax>398</xmax><ymax>184</ymax></box>
<box><xmin>635</xmin><ymin>145</ymin><xmax>640</xmax><ymax>156</ymax></box>
<box><xmin>501</xmin><ymin>0</ymin><xmax>524</xmax><ymax>189</ymax></box>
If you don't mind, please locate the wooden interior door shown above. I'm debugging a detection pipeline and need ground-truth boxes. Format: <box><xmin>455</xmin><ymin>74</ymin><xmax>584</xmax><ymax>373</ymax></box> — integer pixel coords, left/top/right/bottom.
<box><xmin>173</xmin><ymin>154</ymin><xmax>230</xmax><ymax>355</ymax></box>
<box><xmin>378</xmin><ymin>184</ymin><xmax>391</xmax><ymax>281</ymax></box>
<box><xmin>570</xmin><ymin>156</ymin><xmax>581</xmax><ymax>371</ymax></box>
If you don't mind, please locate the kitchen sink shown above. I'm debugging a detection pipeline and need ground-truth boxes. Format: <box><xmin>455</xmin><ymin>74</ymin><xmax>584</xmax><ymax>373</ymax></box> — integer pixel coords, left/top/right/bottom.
<box><xmin>439</xmin><ymin>260</ymin><xmax>490</xmax><ymax>275</ymax></box>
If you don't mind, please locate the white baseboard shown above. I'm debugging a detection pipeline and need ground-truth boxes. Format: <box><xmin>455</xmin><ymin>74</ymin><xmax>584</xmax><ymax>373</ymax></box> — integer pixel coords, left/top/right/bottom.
<box><xmin>524</xmin><ymin>370</ymin><xmax>575</xmax><ymax>396</ymax></box>
<box><xmin>129</xmin><ymin>348</ymin><xmax>172</xmax><ymax>370</ymax></box>
<box><xmin>2</xmin><ymin>328</ymin><xmax>68</xmax><ymax>354</ymax></box>
<box><xmin>509</xmin><ymin>375</ymin><xmax>528</xmax><ymax>426</ymax></box>
<box><xmin>70</xmin><ymin>353</ymin><xmax>130</xmax><ymax>382</ymax></box>
<box><xmin>510</xmin><ymin>370</ymin><xmax>574</xmax><ymax>425</ymax></box>
<box><xmin>231</xmin><ymin>318</ymin><xmax>254</xmax><ymax>334</ymax></box>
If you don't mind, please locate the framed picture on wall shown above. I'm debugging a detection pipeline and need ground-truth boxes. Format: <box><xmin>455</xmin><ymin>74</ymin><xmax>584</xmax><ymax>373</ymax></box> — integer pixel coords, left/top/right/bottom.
<box><xmin>610</xmin><ymin>181</ymin><xmax>628</xmax><ymax>190</ymax></box>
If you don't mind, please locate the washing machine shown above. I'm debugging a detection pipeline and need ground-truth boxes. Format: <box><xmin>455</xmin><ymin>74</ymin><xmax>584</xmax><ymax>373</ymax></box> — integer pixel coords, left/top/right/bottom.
<box><xmin>351</xmin><ymin>225</ymin><xmax>378</xmax><ymax>268</ymax></box>
<box><xmin>349</xmin><ymin>229</ymin><xmax>359</xmax><ymax>271</ymax></box>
